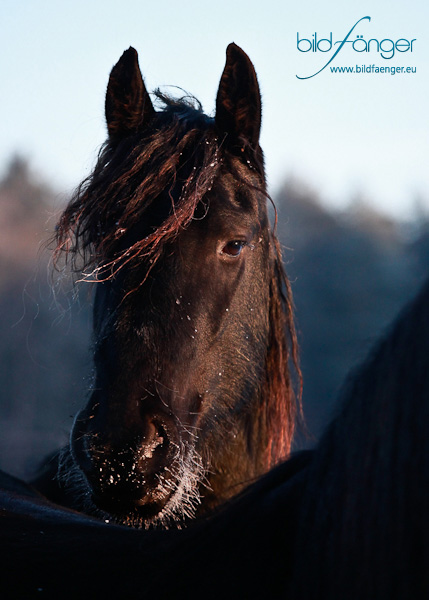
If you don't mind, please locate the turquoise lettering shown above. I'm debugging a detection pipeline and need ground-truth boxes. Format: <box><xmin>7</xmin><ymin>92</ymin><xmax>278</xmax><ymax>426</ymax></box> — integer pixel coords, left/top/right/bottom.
<box><xmin>379</xmin><ymin>38</ymin><xmax>395</xmax><ymax>59</ymax></box>
<box><xmin>395</xmin><ymin>39</ymin><xmax>410</xmax><ymax>52</ymax></box>
<box><xmin>297</xmin><ymin>34</ymin><xmax>312</xmax><ymax>52</ymax></box>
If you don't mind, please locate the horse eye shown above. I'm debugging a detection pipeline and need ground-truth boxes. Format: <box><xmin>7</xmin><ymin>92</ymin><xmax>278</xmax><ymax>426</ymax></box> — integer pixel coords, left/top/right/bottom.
<box><xmin>222</xmin><ymin>241</ymin><xmax>245</xmax><ymax>257</ymax></box>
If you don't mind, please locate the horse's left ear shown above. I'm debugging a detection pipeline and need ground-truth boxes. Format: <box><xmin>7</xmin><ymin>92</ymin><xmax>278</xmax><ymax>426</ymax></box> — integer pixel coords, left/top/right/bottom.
<box><xmin>215</xmin><ymin>43</ymin><xmax>262</xmax><ymax>149</ymax></box>
<box><xmin>105</xmin><ymin>47</ymin><xmax>155</xmax><ymax>141</ymax></box>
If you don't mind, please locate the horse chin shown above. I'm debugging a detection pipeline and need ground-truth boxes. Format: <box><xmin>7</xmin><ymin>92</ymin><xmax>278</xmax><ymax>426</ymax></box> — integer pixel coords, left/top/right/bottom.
<box><xmin>90</xmin><ymin>493</ymin><xmax>172</xmax><ymax>528</ymax></box>
<box><xmin>89</xmin><ymin>467</ymin><xmax>204</xmax><ymax>529</ymax></box>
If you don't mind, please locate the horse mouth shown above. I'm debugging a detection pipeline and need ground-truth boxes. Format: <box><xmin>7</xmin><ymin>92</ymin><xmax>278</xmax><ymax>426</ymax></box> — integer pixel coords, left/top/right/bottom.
<box><xmin>88</xmin><ymin>442</ymin><xmax>204</xmax><ymax>528</ymax></box>
<box><xmin>83</xmin><ymin>434</ymin><xmax>204</xmax><ymax>527</ymax></box>
<box><xmin>91</xmin><ymin>490</ymin><xmax>171</xmax><ymax>523</ymax></box>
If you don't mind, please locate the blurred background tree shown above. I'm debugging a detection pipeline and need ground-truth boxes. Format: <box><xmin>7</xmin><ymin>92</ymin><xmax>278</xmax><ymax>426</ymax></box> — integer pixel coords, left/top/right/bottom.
<box><xmin>276</xmin><ymin>179</ymin><xmax>429</xmax><ymax>440</ymax></box>
<box><xmin>0</xmin><ymin>157</ymin><xmax>428</xmax><ymax>476</ymax></box>
<box><xmin>0</xmin><ymin>156</ymin><xmax>91</xmax><ymax>476</ymax></box>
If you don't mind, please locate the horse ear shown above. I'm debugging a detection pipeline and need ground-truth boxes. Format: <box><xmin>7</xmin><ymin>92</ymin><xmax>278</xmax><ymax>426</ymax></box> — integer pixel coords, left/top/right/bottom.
<box><xmin>215</xmin><ymin>43</ymin><xmax>262</xmax><ymax>149</ymax></box>
<box><xmin>105</xmin><ymin>47</ymin><xmax>155</xmax><ymax>141</ymax></box>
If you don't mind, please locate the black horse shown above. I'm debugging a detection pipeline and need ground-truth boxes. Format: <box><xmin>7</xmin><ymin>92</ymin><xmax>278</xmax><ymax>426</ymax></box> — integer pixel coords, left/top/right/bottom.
<box><xmin>3</xmin><ymin>44</ymin><xmax>426</xmax><ymax>599</ymax></box>
<box><xmin>290</xmin><ymin>273</ymin><xmax>429</xmax><ymax>599</ymax></box>
<box><xmin>2</xmin><ymin>276</ymin><xmax>428</xmax><ymax>598</ymax></box>
<box><xmin>34</xmin><ymin>44</ymin><xmax>301</xmax><ymax>528</ymax></box>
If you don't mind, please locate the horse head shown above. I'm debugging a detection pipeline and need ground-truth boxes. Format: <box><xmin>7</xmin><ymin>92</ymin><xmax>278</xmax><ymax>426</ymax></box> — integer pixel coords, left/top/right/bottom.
<box><xmin>48</xmin><ymin>44</ymin><xmax>300</xmax><ymax>528</ymax></box>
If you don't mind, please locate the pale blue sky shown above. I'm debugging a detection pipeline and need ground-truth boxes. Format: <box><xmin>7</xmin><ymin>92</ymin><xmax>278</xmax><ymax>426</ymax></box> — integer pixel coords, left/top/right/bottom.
<box><xmin>1</xmin><ymin>0</ymin><xmax>428</xmax><ymax>217</ymax></box>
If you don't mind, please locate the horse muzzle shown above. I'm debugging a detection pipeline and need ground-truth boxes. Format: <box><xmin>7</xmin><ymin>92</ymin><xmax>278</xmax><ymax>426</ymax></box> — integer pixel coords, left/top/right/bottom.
<box><xmin>71</xmin><ymin>403</ymin><xmax>182</xmax><ymax>516</ymax></box>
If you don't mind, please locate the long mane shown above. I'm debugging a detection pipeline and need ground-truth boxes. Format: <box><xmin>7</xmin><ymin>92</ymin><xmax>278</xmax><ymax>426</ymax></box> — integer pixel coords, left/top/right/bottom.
<box><xmin>54</xmin><ymin>92</ymin><xmax>302</xmax><ymax>467</ymax></box>
<box><xmin>54</xmin><ymin>94</ymin><xmax>220</xmax><ymax>280</ymax></box>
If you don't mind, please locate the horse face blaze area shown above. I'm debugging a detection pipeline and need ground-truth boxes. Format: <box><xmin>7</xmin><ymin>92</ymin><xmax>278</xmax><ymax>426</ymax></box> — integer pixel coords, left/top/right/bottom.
<box><xmin>36</xmin><ymin>43</ymin><xmax>300</xmax><ymax>529</ymax></box>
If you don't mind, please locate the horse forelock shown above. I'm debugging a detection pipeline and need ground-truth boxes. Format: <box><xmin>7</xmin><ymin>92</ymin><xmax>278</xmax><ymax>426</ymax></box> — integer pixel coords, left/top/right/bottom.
<box><xmin>53</xmin><ymin>94</ymin><xmax>265</xmax><ymax>283</ymax></box>
<box><xmin>53</xmin><ymin>102</ymin><xmax>214</xmax><ymax>279</ymax></box>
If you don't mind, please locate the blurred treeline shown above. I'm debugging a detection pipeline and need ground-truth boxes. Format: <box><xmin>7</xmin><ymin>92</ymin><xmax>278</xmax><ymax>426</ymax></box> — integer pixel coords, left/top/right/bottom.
<box><xmin>0</xmin><ymin>156</ymin><xmax>428</xmax><ymax>477</ymax></box>
<box><xmin>276</xmin><ymin>179</ymin><xmax>429</xmax><ymax>441</ymax></box>
<box><xmin>0</xmin><ymin>156</ymin><xmax>92</xmax><ymax>477</ymax></box>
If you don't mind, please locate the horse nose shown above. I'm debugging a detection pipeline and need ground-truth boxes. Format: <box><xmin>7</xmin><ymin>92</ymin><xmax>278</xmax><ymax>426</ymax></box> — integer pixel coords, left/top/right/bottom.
<box><xmin>71</xmin><ymin>408</ymin><xmax>179</xmax><ymax>506</ymax></box>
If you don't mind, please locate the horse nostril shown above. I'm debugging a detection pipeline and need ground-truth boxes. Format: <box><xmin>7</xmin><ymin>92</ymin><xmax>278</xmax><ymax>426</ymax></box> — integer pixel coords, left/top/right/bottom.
<box><xmin>141</xmin><ymin>422</ymin><xmax>167</xmax><ymax>459</ymax></box>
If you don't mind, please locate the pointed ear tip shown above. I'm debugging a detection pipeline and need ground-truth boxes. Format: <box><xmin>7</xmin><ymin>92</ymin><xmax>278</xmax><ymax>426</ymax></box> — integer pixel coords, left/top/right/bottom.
<box><xmin>225</xmin><ymin>43</ymin><xmax>254</xmax><ymax>66</ymax></box>
<box><xmin>226</xmin><ymin>42</ymin><xmax>242</xmax><ymax>56</ymax></box>
<box><xmin>119</xmin><ymin>47</ymin><xmax>138</xmax><ymax>63</ymax></box>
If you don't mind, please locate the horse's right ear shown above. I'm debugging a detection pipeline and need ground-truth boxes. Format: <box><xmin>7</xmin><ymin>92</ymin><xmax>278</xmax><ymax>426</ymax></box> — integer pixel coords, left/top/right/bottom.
<box><xmin>105</xmin><ymin>47</ymin><xmax>155</xmax><ymax>141</ymax></box>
